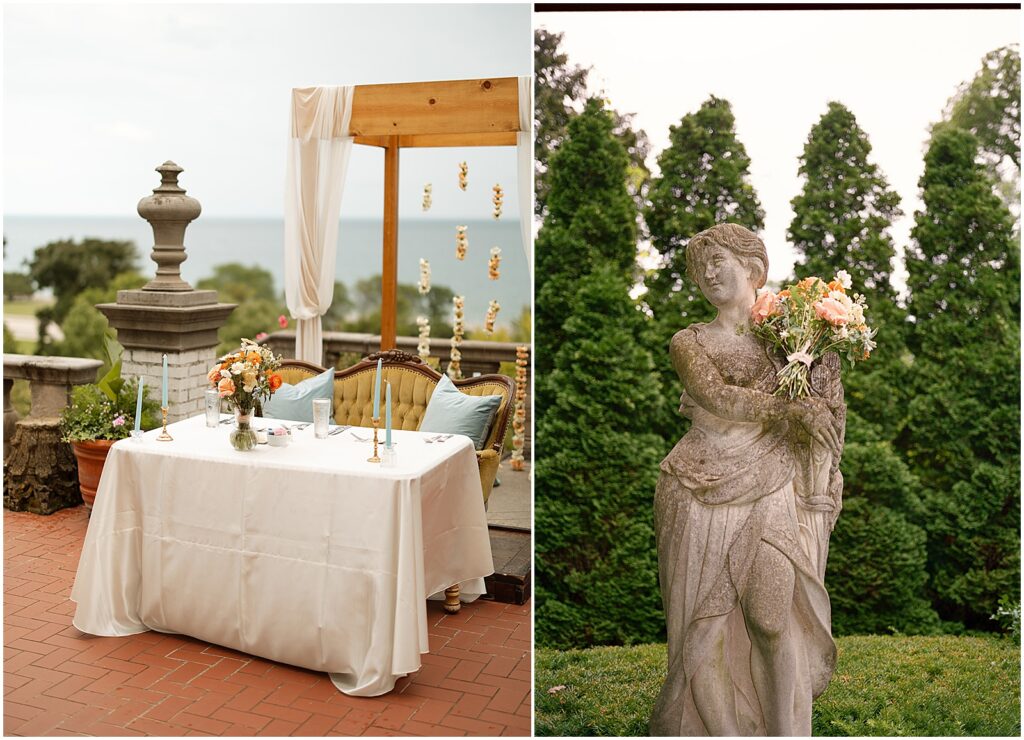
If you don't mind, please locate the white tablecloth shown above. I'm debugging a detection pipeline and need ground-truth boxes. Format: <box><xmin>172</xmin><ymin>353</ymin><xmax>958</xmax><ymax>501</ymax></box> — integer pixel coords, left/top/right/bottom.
<box><xmin>70</xmin><ymin>415</ymin><xmax>493</xmax><ymax>696</ymax></box>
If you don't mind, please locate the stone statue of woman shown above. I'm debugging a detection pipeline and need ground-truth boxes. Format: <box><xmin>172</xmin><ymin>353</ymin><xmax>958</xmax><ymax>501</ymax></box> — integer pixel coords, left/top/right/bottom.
<box><xmin>649</xmin><ymin>223</ymin><xmax>846</xmax><ymax>737</ymax></box>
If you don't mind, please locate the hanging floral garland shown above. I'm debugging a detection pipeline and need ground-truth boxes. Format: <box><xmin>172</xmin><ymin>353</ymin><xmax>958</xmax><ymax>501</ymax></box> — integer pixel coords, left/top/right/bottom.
<box><xmin>448</xmin><ymin>295</ymin><xmax>465</xmax><ymax>380</ymax></box>
<box><xmin>458</xmin><ymin>161</ymin><xmax>468</xmax><ymax>191</ymax></box>
<box><xmin>492</xmin><ymin>183</ymin><xmax>503</xmax><ymax>219</ymax></box>
<box><xmin>488</xmin><ymin>246</ymin><xmax>501</xmax><ymax>280</ymax></box>
<box><xmin>417</xmin><ymin>316</ymin><xmax>431</xmax><ymax>360</ymax></box>
<box><xmin>510</xmin><ymin>344</ymin><xmax>528</xmax><ymax>471</ymax></box>
<box><xmin>422</xmin><ymin>183</ymin><xmax>432</xmax><ymax>212</ymax></box>
<box><xmin>484</xmin><ymin>299</ymin><xmax>500</xmax><ymax>334</ymax></box>
<box><xmin>455</xmin><ymin>225</ymin><xmax>468</xmax><ymax>261</ymax></box>
<box><xmin>418</xmin><ymin>258</ymin><xmax>431</xmax><ymax>295</ymax></box>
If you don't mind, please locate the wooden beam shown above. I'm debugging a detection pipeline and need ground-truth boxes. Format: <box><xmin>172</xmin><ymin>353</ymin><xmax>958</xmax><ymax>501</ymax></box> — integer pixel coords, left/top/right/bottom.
<box><xmin>399</xmin><ymin>132</ymin><xmax>518</xmax><ymax>148</ymax></box>
<box><xmin>381</xmin><ymin>136</ymin><xmax>400</xmax><ymax>351</ymax></box>
<box><xmin>350</xmin><ymin>78</ymin><xmax>521</xmax><ymax>138</ymax></box>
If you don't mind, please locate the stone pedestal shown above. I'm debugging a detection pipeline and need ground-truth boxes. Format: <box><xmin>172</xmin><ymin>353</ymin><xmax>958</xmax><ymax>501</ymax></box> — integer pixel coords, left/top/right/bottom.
<box><xmin>3</xmin><ymin>354</ymin><xmax>102</xmax><ymax>513</ymax></box>
<box><xmin>97</xmin><ymin>162</ymin><xmax>235</xmax><ymax>424</ymax></box>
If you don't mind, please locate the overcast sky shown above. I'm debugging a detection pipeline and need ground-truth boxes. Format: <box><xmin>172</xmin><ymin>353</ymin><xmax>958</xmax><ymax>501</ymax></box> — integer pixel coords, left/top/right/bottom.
<box><xmin>539</xmin><ymin>8</ymin><xmax>1019</xmax><ymax>289</ymax></box>
<box><xmin>3</xmin><ymin>3</ymin><xmax>530</xmax><ymax>220</ymax></box>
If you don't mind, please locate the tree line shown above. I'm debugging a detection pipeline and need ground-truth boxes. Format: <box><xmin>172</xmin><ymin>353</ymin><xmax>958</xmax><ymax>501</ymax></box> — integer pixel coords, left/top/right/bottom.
<box><xmin>534</xmin><ymin>30</ymin><xmax>1020</xmax><ymax>648</ymax></box>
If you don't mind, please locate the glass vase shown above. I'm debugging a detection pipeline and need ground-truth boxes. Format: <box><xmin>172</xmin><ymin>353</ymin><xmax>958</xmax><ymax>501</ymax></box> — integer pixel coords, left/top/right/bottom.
<box><xmin>230</xmin><ymin>408</ymin><xmax>258</xmax><ymax>451</ymax></box>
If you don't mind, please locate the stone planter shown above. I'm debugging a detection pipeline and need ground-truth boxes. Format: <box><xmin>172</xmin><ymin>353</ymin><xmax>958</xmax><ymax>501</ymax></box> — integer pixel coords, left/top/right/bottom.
<box><xmin>70</xmin><ymin>439</ymin><xmax>116</xmax><ymax>510</ymax></box>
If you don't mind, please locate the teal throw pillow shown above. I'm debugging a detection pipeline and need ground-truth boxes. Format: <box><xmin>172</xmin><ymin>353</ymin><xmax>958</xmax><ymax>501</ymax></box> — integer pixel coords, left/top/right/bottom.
<box><xmin>262</xmin><ymin>368</ymin><xmax>334</xmax><ymax>423</ymax></box>
<box><xmin>419</xmin><ymin>374</ymin><xmax>501</xmax><ymax>450</ymax></box>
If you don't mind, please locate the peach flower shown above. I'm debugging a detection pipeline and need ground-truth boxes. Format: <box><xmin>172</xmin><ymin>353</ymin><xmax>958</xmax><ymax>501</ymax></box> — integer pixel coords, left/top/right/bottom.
<box><xmin>246</xmin><ymin>351</ymin><xmax>261</xmax><ymax>365</ymax></box>
<box><xmin>217</xmin><ymin>377</ymin><xmax>236</xmax><ymax>398</ymax></box>
<box><xmin>207</xmin><ymin>366</ymin><xmax>222</xmax><ymax>385</ymax></box>
<box><xmin>814</xmin><ymin>297</ymin><xmax>851</xmax><ymax>326</ymax></box>
<box><xmin>751</xmin><ymin>291</ymin><xmax>780</xmax><ymax>325</ymax></box>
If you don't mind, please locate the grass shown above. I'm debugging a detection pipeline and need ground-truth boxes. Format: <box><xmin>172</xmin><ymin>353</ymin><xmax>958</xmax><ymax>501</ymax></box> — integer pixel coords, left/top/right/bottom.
<box><xmin>3</xmin><ymin>297</ymin><xmax>53</xmax><ymax>316</ymax></box>
<box><xmin>536</xmin><ymin>635</ymin><xmax>1021</xmax><ymax>736</ymax></box>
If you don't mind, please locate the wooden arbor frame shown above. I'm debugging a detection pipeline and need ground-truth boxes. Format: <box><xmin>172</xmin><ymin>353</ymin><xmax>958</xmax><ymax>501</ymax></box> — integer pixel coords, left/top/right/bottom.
<box><xmin>345</xmin><ymin>77</ymin><xmax>524</xmax><ymax>350</ymax></box>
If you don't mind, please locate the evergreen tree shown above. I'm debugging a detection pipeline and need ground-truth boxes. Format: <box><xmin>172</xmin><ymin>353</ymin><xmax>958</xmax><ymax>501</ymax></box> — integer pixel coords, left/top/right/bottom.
<box><xmin>936</xmin><ymin>45</ymin><xmax>1020</xmax><ymax>219</ymax></box>
<box><xmin>643</xmin><ymin>96</ymin><xmax>765</xmax><ymax>440</ymax></box>
<box><xmin>788</xmin><ymin>102</ymin><xmax>903</xmax><ymax>330</ymax></box>
<box><xmin>534</xmin><ymin>27</ymin><xmax>590</xmax><ymax>218</ymax></box>
<box><xmin>535</xmin><ymin>265</ymin><xmax>665</xmax><ymax>648</ymax></box>
<box><xmin>535</xmin><ymin>98</ymin><xmax>638</xmax><ymax>381</ymax></box>
<box><xmin>902</xmin><ymin>127</ymin><xmax>1020</xmax><ymax>629</ymax></box>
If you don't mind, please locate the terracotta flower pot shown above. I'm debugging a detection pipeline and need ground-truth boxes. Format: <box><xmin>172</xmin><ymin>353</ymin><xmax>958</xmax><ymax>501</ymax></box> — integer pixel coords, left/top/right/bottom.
<box><xmin>70</xmin><ymin>439</ymin><xmax>116</xmax><ymax>510</ymax></box>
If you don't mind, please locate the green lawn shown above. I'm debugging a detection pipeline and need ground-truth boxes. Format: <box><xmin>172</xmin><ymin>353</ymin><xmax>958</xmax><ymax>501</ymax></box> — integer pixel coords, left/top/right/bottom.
<box><xmin>3</xmin><ymin>297</ymin><xmax>53</xmax><ymax>316</ymax></box>
<box><xmin>536</xmin><ymin>635</ymin><xmax>1020</xmax><ymax>736</ymax></box>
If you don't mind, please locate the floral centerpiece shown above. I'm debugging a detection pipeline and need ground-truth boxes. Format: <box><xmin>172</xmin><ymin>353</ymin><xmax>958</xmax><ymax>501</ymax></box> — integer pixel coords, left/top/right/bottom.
<box><xmin>749</xmin><ymin>270</ymin><xmax>876</xmax><ymax>399</ymax></box>
<box><xmin>208</xmin><ymin>338</ymin><xmax>283</xmax><ymax>450</ymax></box>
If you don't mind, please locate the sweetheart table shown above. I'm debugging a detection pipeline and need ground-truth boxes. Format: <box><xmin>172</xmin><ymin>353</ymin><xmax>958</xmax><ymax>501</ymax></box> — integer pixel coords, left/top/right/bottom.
<box><xmin>70</xmin><ymin>415</ymin><xmax>493</xmax><ymax>697</ymax></box>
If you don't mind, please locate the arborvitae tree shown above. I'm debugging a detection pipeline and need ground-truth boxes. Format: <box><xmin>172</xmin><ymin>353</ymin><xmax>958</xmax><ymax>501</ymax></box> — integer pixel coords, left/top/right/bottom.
<box><xmin>534</xmin><ymin>27</ymin><xmax>590</xmax><ymax>218</ymax></box>
<box><xmin>788</xmin><ymin>102</ymin><xmax>903</xmax><ymax>328</ymax></box>
<box><xmin>902</xmin><ymin>127</ymin><xmax>1020</xmax><ymax>629</ymax></box>
<box><xmin>535</xmin><ymin>265</ymin><xmax>665</xmax><ymax>648</ymax></box>
<box><xmin>936</xmin><ymin>45</ymin><xmax>1020</xmax><ymax>219</ymax></box>
<box><xmin>642</xmin><ymin>96</ymin><xmax>765</xmax><ymax>439</ymax></box>
<box><xmin>534</xmin><ymin>29</ymin><xmax>651</xmax><ymax>220</ymax></box>
<box><xmin>535</xmin><ymin>98</ymin><xmax>638</xmax><ymax>381</ymax></box>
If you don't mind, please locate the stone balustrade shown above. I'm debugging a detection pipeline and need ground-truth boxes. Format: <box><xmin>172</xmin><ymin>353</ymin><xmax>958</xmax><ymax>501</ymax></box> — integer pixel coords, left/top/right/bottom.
<box><xmin>3</xmin><ymin>354</ymin><xmax>103</xmax><ymax>513</ymax></box>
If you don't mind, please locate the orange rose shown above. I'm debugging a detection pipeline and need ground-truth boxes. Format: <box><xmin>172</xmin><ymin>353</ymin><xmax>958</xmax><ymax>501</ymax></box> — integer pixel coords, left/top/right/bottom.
<box><xmin>217</xmin><ymin>377</ymin><xmax>236</xmax><ymax>398</ymax></box>
<box><xmin>268</xmin><ymin>373</ymin><xmax>283</xmax><ymax>393</ymax></box>
<box><xmin>813</xmin><ymin>297</ymin><xmax>851</xmax><ymax>326</ymax></box>
<box><xmin>750</xmin><ymin>290</ymin><xmax>780</xmax><ymax>325</ymax></box>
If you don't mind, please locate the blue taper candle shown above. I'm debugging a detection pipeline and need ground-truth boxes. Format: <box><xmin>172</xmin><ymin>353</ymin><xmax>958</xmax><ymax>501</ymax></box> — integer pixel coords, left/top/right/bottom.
<box><xmin>134</xmin><ymin>376</ymin><xmax>144</xmax><ymax>432</ymax></box>
<box><xmin>372</xmin><ymin>358</ymin><xmax>382</xmax><ymax>418</ymax></box>
<box><xmin>161</xmin><ymin>354</ymin><xmax>168</xmax><ymax>407</ymax></box>
<box><xmin>385</xmin><ymin>382</ymin><xmax>392</xmax><ymax>448</ymax></box>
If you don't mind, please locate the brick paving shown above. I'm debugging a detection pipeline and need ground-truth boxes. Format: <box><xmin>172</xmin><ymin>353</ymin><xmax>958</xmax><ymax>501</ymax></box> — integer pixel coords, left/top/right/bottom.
<box><xmin>3</xmin><ymin>507</ymin><xmax>532</xmax><ymax>736</ymax></box>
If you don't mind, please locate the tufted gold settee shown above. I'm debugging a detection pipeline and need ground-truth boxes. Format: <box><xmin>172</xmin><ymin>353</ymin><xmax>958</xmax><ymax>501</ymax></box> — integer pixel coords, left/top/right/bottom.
<box><xmin>273</xmin><ymin>349</ymin><xmax>514</xmax><ymax>507</ymax></box>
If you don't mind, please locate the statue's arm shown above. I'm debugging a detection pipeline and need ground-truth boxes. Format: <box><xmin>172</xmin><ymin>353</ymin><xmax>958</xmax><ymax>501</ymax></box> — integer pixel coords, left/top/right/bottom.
<box><xmin>671</xmin><ymin>329</ymin><xmax>790</xmax><ymax>424</ymax></box>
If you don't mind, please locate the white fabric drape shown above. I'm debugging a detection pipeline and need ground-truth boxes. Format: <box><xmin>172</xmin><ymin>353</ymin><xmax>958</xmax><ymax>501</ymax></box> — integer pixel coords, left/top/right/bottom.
<box><xmin>517</xmin><ymin>76</ymin><xmax>533</xmax><ymax>276</ymax></box>
<box><xmin>284</xmin><ymin>86</ymin><xmax>355</xmax><ymax>364</ymax></box>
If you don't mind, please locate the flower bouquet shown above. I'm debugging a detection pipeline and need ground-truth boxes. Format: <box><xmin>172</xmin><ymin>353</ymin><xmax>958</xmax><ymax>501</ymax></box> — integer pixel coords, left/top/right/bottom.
<box><xmin>208</xmin><ymin>339</ymin><xmax>283</xmax><ymax>450</ymax></box>
<box><xmin>749</xmin><ymin>270</ymin><xmax>876</xmax><ymax>399</ymax></box>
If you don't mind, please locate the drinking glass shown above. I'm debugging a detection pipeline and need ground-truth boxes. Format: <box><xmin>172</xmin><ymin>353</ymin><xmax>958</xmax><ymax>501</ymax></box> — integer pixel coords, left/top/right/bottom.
<box><xmin>205</xmin><ymin>389</ymin><xmax>221</xmax><ymax>428</ymax></box>
<box><xmin>313</xmin><ymin>399</ymin><xmax>332</xmax><ymax>439</ymax></box>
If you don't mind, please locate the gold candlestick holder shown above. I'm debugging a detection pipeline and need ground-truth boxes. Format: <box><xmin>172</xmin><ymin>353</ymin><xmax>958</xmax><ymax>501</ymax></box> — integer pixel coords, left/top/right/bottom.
<box><xmin>157</xmin><ymin>406</ymin><xmax>173</xmax><ymax>442</ymax></box>
<box><xmin>367</xmin><ymin>417</ymin><xmax>381</xmax><ymax>463</ymax></box>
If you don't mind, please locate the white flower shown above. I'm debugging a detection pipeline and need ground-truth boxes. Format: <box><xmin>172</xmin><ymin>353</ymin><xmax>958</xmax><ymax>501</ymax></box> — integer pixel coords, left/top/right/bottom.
<box><xmin>230</xmin><ymin>362</ymin><xmax>244</xmax><ymax>374</ymax></box>
<box><xmin>850</xmin><ymin>303</ymin><xmax>865</xmax><ymax>325</ymax></box>
<box><xmin>220</xmin><ymin>369</ymin><xmax>232</xmax><ymax>379</ymax></box>
<box><xmin>838</xmin><ymin>326</ymin><xmax>849</xmax><ymax>340</ymax></box>
<box><xmin>836</xmin><ymin>270</ymin><xmax>852</xmax><ymax>290</ymax></box>
<box><xmin>779</xmin><ymin>330</ymin><xmax>789</xmax><ymax>339</ymax></box>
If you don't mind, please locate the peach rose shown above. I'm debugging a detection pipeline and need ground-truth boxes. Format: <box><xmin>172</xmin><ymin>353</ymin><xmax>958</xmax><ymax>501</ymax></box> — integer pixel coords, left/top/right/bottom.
<box><xmin>750</xmin><ymin>291</ymin><xmax>780</xmax><ymax>325</ymax></box>
<box><xmin>217</xmin><ymin>377</ymin><xmax>236</xmax><ymax>398</ymax></box>
<box><xmin>207</xmin><ymin>366</ymin><xmax>222</xmax><ymax>385</ymax></box>
<box><xmin>814</xmin><ymin>297</ymin><xmax>851</xmax><ymax>326</ymax></box>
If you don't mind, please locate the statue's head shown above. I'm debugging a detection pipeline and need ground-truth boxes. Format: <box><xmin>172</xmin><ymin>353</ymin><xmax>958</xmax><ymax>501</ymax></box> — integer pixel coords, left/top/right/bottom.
<box><xmin>685</xmin><ymin>223</ymin><xmax>768</xmax><ymax>306</ymax></box>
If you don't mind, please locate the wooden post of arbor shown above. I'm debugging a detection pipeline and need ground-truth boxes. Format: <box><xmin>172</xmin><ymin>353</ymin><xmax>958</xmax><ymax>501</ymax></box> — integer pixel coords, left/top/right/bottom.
<box><xmin>381</xmin><ymin>137</ymin><xmax>400</xmax><ymax>350</ymax></box>
<box><xmin>341</xmin><ymin>77</ymin><xmax>522</xmax><ymax>351</ymax></box>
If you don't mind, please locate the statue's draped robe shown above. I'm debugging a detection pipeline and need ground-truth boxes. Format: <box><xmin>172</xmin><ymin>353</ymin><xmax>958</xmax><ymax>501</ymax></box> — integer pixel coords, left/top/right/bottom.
<box><xmin>650</xmin><ymin>324</ymin><xmax>842</xmax><ymax>736</ymax></box>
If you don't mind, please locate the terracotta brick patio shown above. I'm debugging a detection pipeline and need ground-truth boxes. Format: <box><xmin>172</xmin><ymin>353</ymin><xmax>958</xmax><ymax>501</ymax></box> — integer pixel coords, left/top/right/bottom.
<box><xmin>3</xmin><ymin>506</ymin><xmax>532</xmax><ymax>736</ymax></box>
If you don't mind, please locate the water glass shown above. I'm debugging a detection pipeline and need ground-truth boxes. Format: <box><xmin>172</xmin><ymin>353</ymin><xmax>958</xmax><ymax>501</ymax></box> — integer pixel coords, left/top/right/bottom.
<box><xmin>205</xmin><ymin>389</ymin><xmax>221</xmax><ymax>428</ymax></box>
<box><xmin>313</xmin><ymin>399</ymin><xmax>332</xmax><ymax>439</ymax></box>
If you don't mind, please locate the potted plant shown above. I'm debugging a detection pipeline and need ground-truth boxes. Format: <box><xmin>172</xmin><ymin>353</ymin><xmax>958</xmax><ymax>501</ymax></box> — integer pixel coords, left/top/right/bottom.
<box><xmin>60</xmin><ymin>338</ymin><xmax>158</xmax><ymax>509</ymax></box>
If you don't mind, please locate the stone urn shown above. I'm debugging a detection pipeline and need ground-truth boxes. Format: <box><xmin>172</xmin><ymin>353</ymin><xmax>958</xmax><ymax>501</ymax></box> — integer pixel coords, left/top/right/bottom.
<box><xmin>70</xmin><ymin>440</ymin><xmax>116</xmax><ymax>510</ymax></box>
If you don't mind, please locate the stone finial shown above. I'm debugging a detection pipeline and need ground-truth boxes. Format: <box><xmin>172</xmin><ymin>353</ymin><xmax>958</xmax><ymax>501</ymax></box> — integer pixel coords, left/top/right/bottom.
<box><xmin>138</xmin><ymin>161</ymin><xmax>200</xmax><ymax>292</ymax></box>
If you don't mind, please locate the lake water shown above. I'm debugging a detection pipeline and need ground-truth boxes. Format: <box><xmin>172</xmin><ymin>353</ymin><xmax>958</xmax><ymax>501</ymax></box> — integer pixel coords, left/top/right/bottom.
<box><xmin>3</xmin><ymin>215</ymin><xmax>529</xmax><ymax>329</ymax></box>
